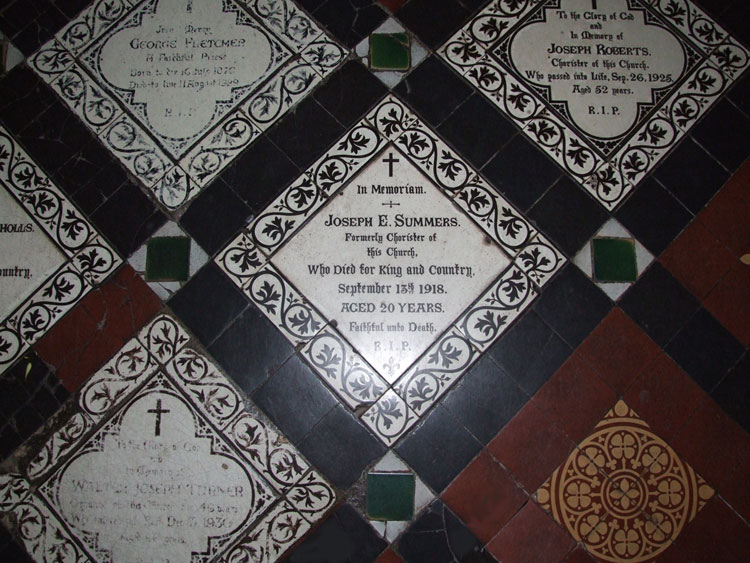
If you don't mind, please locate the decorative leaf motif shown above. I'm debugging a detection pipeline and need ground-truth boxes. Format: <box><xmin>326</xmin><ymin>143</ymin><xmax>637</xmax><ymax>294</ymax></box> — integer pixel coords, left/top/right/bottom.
<box><xmin>500</xmin><ymin>270</ymin><xmax>526</xmax><ymax>302</ymax></box>
<box><xmin>256</xmin><ymin>281</ymin><xmax>281</xmax><ymax>314</ymax></box>
<box><xmin>460</xmin><ymin>188</ymin><xmax>490</xmax><ymax>212</ymax></box>
<box><xmin>663</xmin><ymin>0</ymin><xmax>687</xmax><ymax>25</ymax></box>
<box><xmin>262</xmin><ymin>217</ymin><xmax>294</xmax><ymax>242</ymax></box>
<box><xmin>451</xmin><ymin>41</ymin><xmax>481</xmax><ymax>63</ymax></box>
<box><xmin>379</xmin><ymin>108</ymin><xmax>403</xmax><ymax>137</ymax></box>
<box><xmin>637</xmin><ymin>123</ymin><xmax>667</xmax><ymax>145</ymax></box>
<box><xmin>474</xmin><ymin>310</ymin><xmax>504</xmax><ymax>337</ymax></box>
<box><xmin>377</xmin><ymin>396</ymin><xmax>403</xmax><ymax>430</ymax></box>
<box><xmin>428</xmin><ymin>342</ymin><xmax>461</xmax><ymax>368</ymax></box>
<box><xmin>437</xmin><ymin>151</ymin><xmax>462</xmax><ymax>180</ymax></box>
<box><xmin>528</xmin><ymin>120</ymin><xmax>556</xmax><ymax>143</ymax></box>
<box><xmin>468</xmin><ymin>66</ymin><xmax>499</xmax><ymax>89</ymax></box>
<box><xmin>567</xmin><ymin>139</ymin><xmax>590</xmax><ymax>168</ymax></box>
<box><xmin>688</xmin><ymin>70</ymin><xmax>716</xmax><ymax>93</ymax></box>
<box><xmin>230</xmin><ymin>247</ymin><xmax>262</xmax><ymax>274</ymax></box>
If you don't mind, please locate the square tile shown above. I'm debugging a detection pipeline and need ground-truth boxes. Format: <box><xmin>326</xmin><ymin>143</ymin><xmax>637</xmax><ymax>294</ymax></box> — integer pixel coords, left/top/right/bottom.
<box><xmin>592</xmin><ymin>238</ymin><xmax>638</xmax><ymax>283</ymax></box>
<box><xmin>439</xmin><ymin>0</ymin><xmax>749</xmax><ymax>209</ymax></box>
<box><xmin>216</xmin><ymin>95</ymin><xmax>564</xmax><ymax>444</ymax></box>
<box><xmin>145</xmin><ymin>236</ymin><xmax>190</xmax><ymax>282</ymax></box>
<box><xmin>30</xmin><ymin>0</ymin><xmax>345</xmax><ymax>211</ymax></box>
<box><xmin>536</xmin><ymin>401</ymin><xmax>714</xmax><ymax>562</ymax></box>
<box><xmin>370</xmin><ymin>33</ymin><xmax>410</xmax><ymax>71</ymax></box>
<box><xmin>367</xmin><ymin>472</ymin><xmax>415</xmax><ymax>521</ymax></box>
<box><xmin>0</xmin><ymin>313</ymin><xmax>335</xmax><ymax>562</ymax></box>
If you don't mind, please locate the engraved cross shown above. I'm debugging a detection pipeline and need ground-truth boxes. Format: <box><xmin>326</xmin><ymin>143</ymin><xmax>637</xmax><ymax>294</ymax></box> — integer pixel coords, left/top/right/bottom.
<box><xmin>383</xmin><ymin>152</ymin><xmax>399</xmax><ymax>177</ymax></box>
<box><xmin>147</xmin><ymin>398</ymin><xmax>170</xmax><ymax>437</ymax></box>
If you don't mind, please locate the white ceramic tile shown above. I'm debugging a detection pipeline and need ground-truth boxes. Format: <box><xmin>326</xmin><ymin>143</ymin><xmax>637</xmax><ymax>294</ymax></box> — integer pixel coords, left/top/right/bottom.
<box><xmin>30</xmin><ymin>0</ymin><xmax>344</xmax><ymax>212</ymax></box>
<box><xmin>1</xmin><ymin>314</ymin><xmax>335</xmax><ymax>563</ymax></box>
<box><xmin>271</xmin><ymin>149</ymin><xmax>510</xmax><ymax>382</ymax></box>
<box><xmin>439</xmin><ymin>0</ymin><xmax>750</xmax><ymax>209</ymax></box>
<box><xmin>361</xmin><ymin>390</ymin><xmax>419</xmax><ymax>445</ymax></box>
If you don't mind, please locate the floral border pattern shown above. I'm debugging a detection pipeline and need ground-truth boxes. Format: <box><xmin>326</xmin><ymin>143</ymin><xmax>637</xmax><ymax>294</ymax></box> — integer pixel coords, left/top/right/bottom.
<box><xmin>216</xmin><ymin>95</ymin><xmax>565</xmax><ymax>445</ymax></box>
<box><xmin>0</xmin><ymin>126</ymin><xmax>121</xmax><ymax>376</ymax></box>
<box><xmin>29</xmin><ymin>0</ymin><xmax>345</xmax><ymax>212</ymax></box>
<box><xmin>0</xmin><ymin>313</ymin><xmax>335</xmax><ymax>563</ymax></box>
<box><xmin>438</xmin><ymin>0</ymin><xmax>749</xmax><ymax>210</ymax></box>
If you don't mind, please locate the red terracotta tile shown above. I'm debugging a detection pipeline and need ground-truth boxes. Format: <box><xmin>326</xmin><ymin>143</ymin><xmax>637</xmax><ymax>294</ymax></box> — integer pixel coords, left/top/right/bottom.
<box><xmin>375</xmin><ymin>548</ymin><xmax>403</xmax><ymax>563</ymax></box>
<box><xmin>704</xmin><ymin>261</ymin><xmax>750</xmax><ymax>346</ymax></box>
<box><xmin>671</xmin><ymin>398</ymin><xmax>750</xmax><ymax>520</ymax></box>
<box><xmin>577</xmin><ymin>308</ymin><xmax>661</xmax><ymax>394</ymax></box>
<box><xmin>35</xmin><ymin>266</ymin><xmax>162</xmax><ymax>392</ymax></box>
<box><xmin>441</xmin><ymin>451</ymin><xmax>528</xmax><ymax>544</ymax></box>
<box><xmin>673</xmin><ymin>496</ymin><xmax>750</xmax><ymax>563</ymax></box>
<box><xmin>378</xmin><ymin>0</ymin><xmax>408</xmax><ymax>12</ymax></box>
<box><xmin>564</xmin><ymin>546</ymin><xmax>597</xmax><ymax>562</ymax></box>
<box><xmin>623</xmin><ymin>352</ymin><xmax>706</xmax><ymax>441</ymax></box>
<box><xmin>532</xmin><ymin>353</ymin><xmax>617</xmax><ymax>443</ymax></box>
<box><xmin>660</xmin><ymin>219</ymin><xmax>735</xmax><ymax>300</ymax></box>
<box><xmin>486</xmin><ymin>501</ymin><xmax>575</xmax><ymax>563</ymax></box>
<box><xmin>698</xmin><ymin>160</ymin><xmax>750</xmax><ymax>257</ymax></box>
<box><xmin>488</xmin><ymin>402</ymin><xmax>575</xmax><ymax>492</ymax></box>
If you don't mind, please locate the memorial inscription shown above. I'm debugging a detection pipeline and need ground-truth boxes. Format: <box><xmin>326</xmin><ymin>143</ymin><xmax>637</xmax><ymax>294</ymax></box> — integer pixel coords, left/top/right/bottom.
<box><xmin>441</xmin><ymin>0</ymin><xmax>749</xmax><ymax>208</ymax></box>
<box><xmin>508</xmin><ymin>0</ymin><xmax>685</xmax><ymax>138</ymax></box>
<box><xmin>272</xmin><ymin>150</ymin><xmax>510</xmax><ymax>382</ymax></box>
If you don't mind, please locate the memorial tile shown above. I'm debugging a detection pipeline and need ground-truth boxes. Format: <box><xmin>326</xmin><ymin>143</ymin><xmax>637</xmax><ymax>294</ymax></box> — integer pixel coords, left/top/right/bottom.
<box><xmin>0</xmin><ymin>313</ymin><xmax>335</xmax><ymax>562</ymax></box>
<box><xmin>440</xmin><ymin>0</ymin><xmax>750</xmax><ymax>209</ymax></box>
<box><xmin>216</xmin><ymin>96</ymin><xmax>565</xmax><ymax>444</ymax></box>
<box><xmin>0</xmin><ymin>126</ymin><xmax>121</xmax><ymax>377</ymax></box>
<box><xmin>29</xmin><ymin>0</ymin><xmax>345</xmax><ymax>212</ymax></box>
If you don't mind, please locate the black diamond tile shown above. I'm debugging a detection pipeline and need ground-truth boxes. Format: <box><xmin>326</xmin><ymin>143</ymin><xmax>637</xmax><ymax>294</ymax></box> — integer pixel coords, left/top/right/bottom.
<box><xmin>397</xmin><ymin>499</ymin><xmax>495</xmax><ymax>563</ymax></box>
<box><xmin>616</xmin><ymin>177</ymin><xmax>693</xmax><ymax>256</ymax></box>
<box><xmin>396</xmin><ymin>405</ymin><xmax>482</xmax><ymax>493</ymax></box>
<box><xmin>396</xmin><ymin>0</ymin><xmax>469</xmax><ymax>50</ymax></box>
<box><xmin>286</xmin><ymin>503</ymin><xmax>388</xmax><ymax>563</ymax></box>
<box><xmin>314</xmin><ymin>60</ymin><xmax>387</xmax><ymax>128</ymax></box>
<box><xmin>482</xmin><ymin>135</ymin><xmax>561</xmax><ymax>212</ymax></box>
<box><xmin>533</xmin><ymin>264</ymin><xmax>613</xmax><ymax>349</ymax></box>
<box><xmin>692</xmin><ymin>99</ymin><xmax>750</xmax><ymax>172</ymax></box>
<box><xmin>438</xmin><ymin>93</ymin><xmax>516</xmax><ymax>169</ymax></box>
<box><xmin>252</xmin><ymin>355</ymin><xmax>337</xmax><ymax>446</ymax></box>
<box><xmin>442</xmin><ymin>354</ymin><xmax>529</xmax><ymax>445</ymax></box>
<box><xmin>666</xmin><ymin>308</ymin><xmax>745</xmax><ymax>393</ymax></box>
<box><xmin>654</xmin><ymin>138</ymin><xmax>729</xmax><ymax>214</ymax></box>
<box><xmin>299</xmin><ymin>405</ymin><xmax>386</xmax><ymax>488</ymax></box>
<box><xmin>619</xmin><ymin>262</ymin><xmax>700</xmax><ymax>347</ymax></box>
<box><xmin>168</xmin><ymin>262</ymin><xmax>248</xmax><ymax>347</ymax></box>
<box><xmin>0</xmin><ymin>425</ymin><xmax>22</xmax><ymax>462</ymax></box>
<box><xmin>219</xmin><ymin>135</ymin><xmax>299</xmax><ymax>211</ymax></box>
<box><xmin>529</xmin><ymin>177</ymin><xmax>608</xmax><ymax>257</ymax></box>
<box><xmin>728</xmin><ymin>73</ymin><xmax>750</xmax><ymax>117</ymax></box>
<box><xmin>393</xmin><ymin>56</ymin><xmax>473</xmax><ymax>127</ymax></box>
<box><xmin>488</xmin><ymin>310</ymin><xmax>572</xmax><ymax>396</ymax></box>
<box><xmin>0</xmin><ymin>527</ymin><xmax>33</xmax><ymax>563</ymax></box>
<box><xmin>70</xmin><ymin>160</ymin><xmax>128</xmax><ymax>216</ymax></box>
<box><xmin>208</xmin><ymin>305</ymin><xmax>294</xmax><ymax>395</ymax></box>
<box><xmin>721</xmin><ymin>0</ymin><xmax>750</xmax><ymax>46</ymax></box>
<box><xmin>712</xmin><ymin>353</ymin><xmax>750</xmax><ymax>433</ymax></box>
<box><xmin>0</xmin><ymin>65</ymin><xmax>58</xmax><ymax>135</ymax></box>
<box><xmin>267</xmin><ymin>97</ymin><xmax>344</xmax><ymax>169</ymax></box>
<box><xmin>91</xmin><ymin>182</ymin><xmax>167</xmax><ymax>257</ymax></box>
<box><xmin>180</xmin><ymin>178</ymin><xmax>252</xmax><ymax>255</ymax></box>
<box><xmin>311</xmin><ymin>0</ymin><xmax>387</xmax><ymax>47</ymax></box>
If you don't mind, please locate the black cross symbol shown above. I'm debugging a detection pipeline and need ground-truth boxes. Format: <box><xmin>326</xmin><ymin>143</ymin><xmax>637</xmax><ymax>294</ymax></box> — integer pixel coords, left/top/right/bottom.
<box><xmin>383</xmin><ymin>152</ymin><xmax>399</xmax><ymax>177</ymax></box>
<box><xmin>382</xmin><ymin>200</ymin><xmax>400</xmax><ymax>209</ymax></box>
<box><xmin>147</xmin><ymin>398</ymin><xmax>170</xmax><ymax>437</ymax></box>
<box><xmin>591</xmin><ymin>0</ymin><xmax>597</xmax><ymax>8</ymax></box>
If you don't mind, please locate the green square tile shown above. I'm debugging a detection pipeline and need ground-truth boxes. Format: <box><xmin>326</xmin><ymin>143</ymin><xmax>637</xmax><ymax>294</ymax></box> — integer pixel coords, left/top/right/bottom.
<box><xmin>369</xmin><ymin>33</ymin><xmax>410</xmax><ymax>71</ymax></box>
<box><xmin>366</xmin><ymin>472</ymin><xmax>415</xmax><ymax>521</ymax></box>
<box><xmin>146</xmin><ymin>237</ymin><xmax>191</xmax><ymax>281</ymax></box>
<box><xmin>592</xmin><ymin>237</ymin><xmax>638</xmax><ymax>282</ymax></box>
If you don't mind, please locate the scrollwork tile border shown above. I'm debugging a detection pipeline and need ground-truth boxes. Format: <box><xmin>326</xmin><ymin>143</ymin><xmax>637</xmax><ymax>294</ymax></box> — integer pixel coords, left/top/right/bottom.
<box><xmin>0</xmin><ymin>126</ymin><xmax>121</xmax><ymax>375</ymax></box>
<box><xmin>439</xmin><ymin>0</ymin><xmax>749</xmax><ymax>210</ymax></box>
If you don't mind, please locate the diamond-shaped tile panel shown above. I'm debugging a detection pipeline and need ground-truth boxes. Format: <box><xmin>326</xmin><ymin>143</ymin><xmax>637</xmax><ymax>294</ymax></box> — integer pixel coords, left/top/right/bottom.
<box><xmin>439</xmin><ymin>0</ymin><xmax>750</xmax><ymax>209</ymax></box>
<box><xmin>0</xmin><ymin>313</ymin><xmax>335</xmax><ymax>562</ymax></box>
<box><xmin>30</xmin><ymin>0</ymin><xmax>344</xmax><ymax>212</ymax></box>
<box><xmin>536</xmin><ymin>400</ymin><xmax>714</xmax><ymax>562</ymax></box>
<box><xmin>216</xmin><ymin>95</ymin><xmax>565</xmax><ymax>444</ymax></box>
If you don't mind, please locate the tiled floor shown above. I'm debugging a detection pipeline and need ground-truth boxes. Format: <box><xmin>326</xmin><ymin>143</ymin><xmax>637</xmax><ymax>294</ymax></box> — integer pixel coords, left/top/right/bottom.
<box><xmin>0</xmin><ymin>0</ymin><xmax>749</xmax><ymax>561</ymax></box>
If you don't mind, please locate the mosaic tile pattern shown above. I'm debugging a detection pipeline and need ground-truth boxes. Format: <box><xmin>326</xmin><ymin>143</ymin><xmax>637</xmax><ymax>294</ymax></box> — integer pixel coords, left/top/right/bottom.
<box><xmin>440</xmin><ymin>0</ymin><xmax>749</xmax><ymax>209</ymax></box>
<box><xmin>537</xmin><ymin>400</ymin><xmax>714</xmax><ymax>562</ymax></box>
<box><xmin>0</xmin><ymin>313</ymin><xmax>335</xmax><ymax>562</ymax></box>
<box><xmin>0</xmin><ymin>126</ymin><xmax>121</xmax><ymax>376</ymax></box>
<box><xmin>217</xmin><ymin>95</ymin><xmax>565</xmax><ymax>444</ymax></box>
<box><xmin>29</xmin><ymin>0</ymin><xmax>345</xmax><ymax>212</ymax></box>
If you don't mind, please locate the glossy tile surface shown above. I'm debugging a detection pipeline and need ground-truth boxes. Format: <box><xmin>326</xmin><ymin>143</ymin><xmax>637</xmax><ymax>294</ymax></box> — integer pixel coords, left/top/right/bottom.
<box><xmin>0</xmin><ymin>0</ymin><xmax>748</xmax><ymax>561</ymax></box>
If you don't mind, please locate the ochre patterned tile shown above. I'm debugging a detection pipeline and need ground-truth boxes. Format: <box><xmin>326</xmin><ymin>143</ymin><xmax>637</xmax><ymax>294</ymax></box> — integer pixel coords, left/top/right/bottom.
<box><xmin>536</xmin><ymin>401</ymin><xmax>714</xmax><ymax>562</ymax></box>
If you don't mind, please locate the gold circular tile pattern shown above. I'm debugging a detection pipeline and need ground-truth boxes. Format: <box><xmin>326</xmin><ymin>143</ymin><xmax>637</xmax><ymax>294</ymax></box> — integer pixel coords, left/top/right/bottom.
<box><xmin>536</xmin><ymin>401</ymin><xmax>714</xmax><ymax>562</ymax></box>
